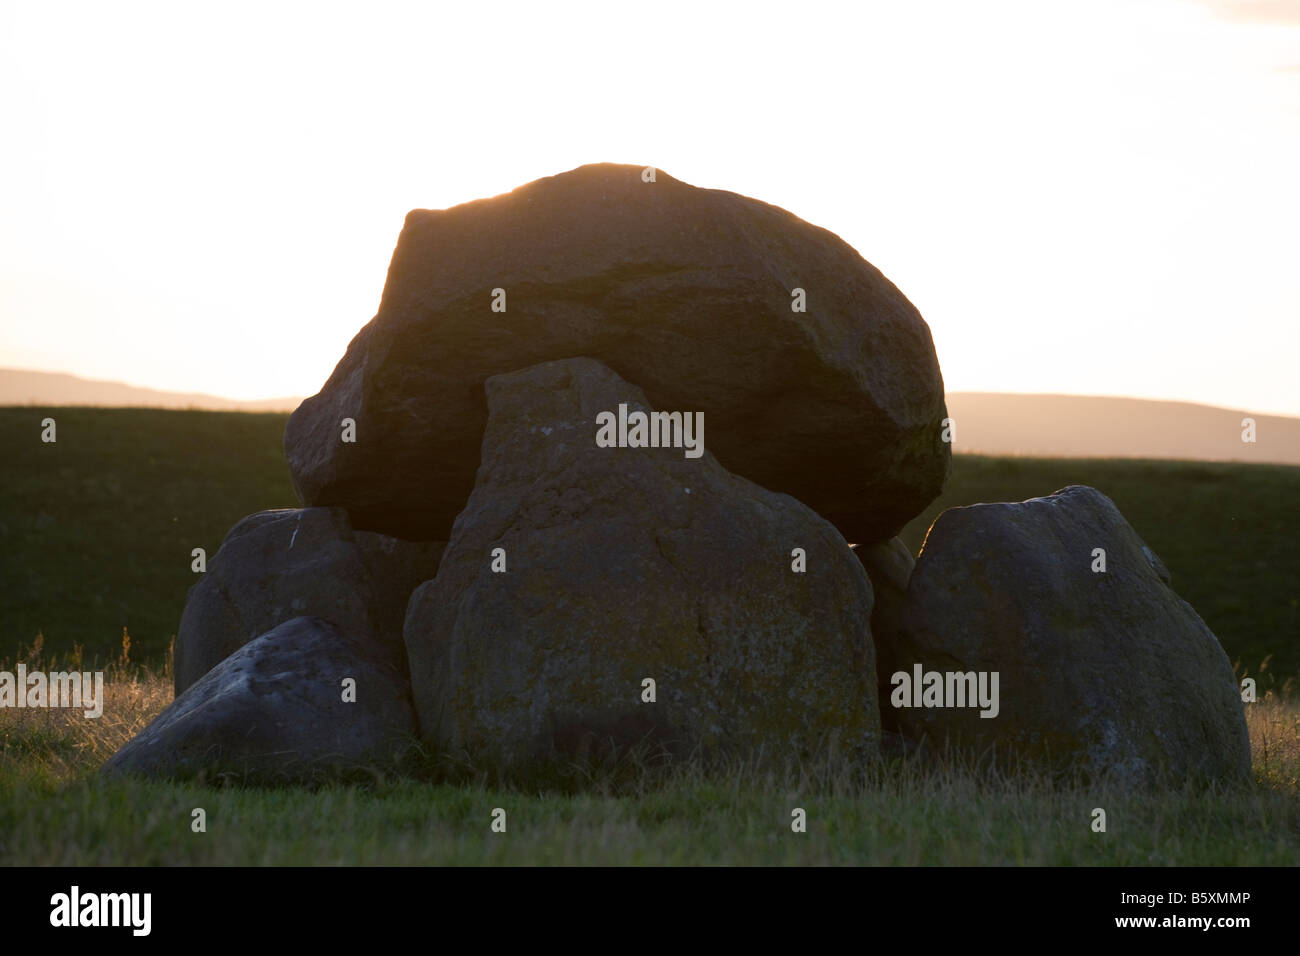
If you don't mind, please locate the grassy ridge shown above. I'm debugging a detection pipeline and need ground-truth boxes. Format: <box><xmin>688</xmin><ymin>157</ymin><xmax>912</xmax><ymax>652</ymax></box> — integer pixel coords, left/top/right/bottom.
<box><xmin>0</xmin><ymin>407</ymin><xmax>297</xmax><ymax>664</ymax></box>
<box><xmin>1</xmin><ymin>407</ymin><xmax>1296</xmax><ymax>677</ymax></box>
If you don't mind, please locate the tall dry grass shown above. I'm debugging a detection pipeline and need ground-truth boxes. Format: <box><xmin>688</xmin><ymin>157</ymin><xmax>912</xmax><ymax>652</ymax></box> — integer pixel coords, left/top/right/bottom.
<box><xmin>0</xmin><ymin>628</ymin><xmax>172</xmax><ymax>784</ymax></box>
<box><xmin>1</xmin><ymin>632</ymin><xmax>1295</xmax><ymax>793</ymax></box>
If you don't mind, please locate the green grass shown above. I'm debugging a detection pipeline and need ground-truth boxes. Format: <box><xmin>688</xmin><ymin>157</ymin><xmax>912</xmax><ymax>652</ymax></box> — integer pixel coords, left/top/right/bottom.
<box><xmin>6</xmin><ymin>772</ymin><xmax>1297</xmax><ymax>866</ymax></box>
<box><xmin>0</xmin><ymin>407</ymin><xmax>297</xmax><ymax>664</ymax></box>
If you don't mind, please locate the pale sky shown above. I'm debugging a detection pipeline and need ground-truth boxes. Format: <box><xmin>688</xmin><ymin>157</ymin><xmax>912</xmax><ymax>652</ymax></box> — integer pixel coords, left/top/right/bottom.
<box><xmin>2</xmin><ymin>0</ymin><xmax>1298</xmax><ymax>415</ymax></box>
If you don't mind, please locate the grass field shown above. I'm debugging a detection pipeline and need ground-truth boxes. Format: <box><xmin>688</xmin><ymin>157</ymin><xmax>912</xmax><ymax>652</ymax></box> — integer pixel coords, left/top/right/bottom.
<box><xmin>0</xmin><ymin>647</ymin><xmax>1296</xmax><ymax>865</ymax></box>
<box><xmin>1</xmin><ymin>406</ymin><xmax>1297</xmax><ymax>865</ymax></box>
<box><xmin>1</xmin><ymin>407</ymin><xmax>296</xmax><ymax>665</ymax></box>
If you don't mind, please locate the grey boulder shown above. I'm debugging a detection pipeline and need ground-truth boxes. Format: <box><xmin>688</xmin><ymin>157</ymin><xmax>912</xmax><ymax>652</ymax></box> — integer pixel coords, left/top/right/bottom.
<box><xmin>892</xmin><ymin>485</ymin><xmax>1250</xmax><ymax>785</ymax></box>
<box><xmin>404</xmin><ymin>357</ymin><xmax>881</xmax><ymax>775</ymax></box>
<box><xmin>104</xmin><ymin>616</ymin><xmax>416</xmax><ymax>784</ymax></box>
<box><xmin>175</xmin><ymin>507</ymin><xmax>442</xmax><ymax>695</ymax></box>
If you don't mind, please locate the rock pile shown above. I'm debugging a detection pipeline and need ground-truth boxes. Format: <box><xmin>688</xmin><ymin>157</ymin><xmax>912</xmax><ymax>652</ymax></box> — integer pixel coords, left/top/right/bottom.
<box><xmin>104</xmin><ymin>164</ymin><xmax>1248</xmax><ymax>787</ymax></box>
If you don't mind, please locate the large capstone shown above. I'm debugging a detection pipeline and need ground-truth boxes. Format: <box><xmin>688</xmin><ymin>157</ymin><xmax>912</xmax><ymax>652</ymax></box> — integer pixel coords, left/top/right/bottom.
<box><xmin>286</xmin><ymin>163</ymin><xmax>949</xmax><ymax>544</ymax></box>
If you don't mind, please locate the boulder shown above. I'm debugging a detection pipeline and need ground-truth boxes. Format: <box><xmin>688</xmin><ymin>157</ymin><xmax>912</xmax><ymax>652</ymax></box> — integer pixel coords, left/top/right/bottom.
<box><xmin>404</xmin><ymin>357</ymin><xmax>880</xmax><ymax>774</ymax></box>
<box><xmin>175</xmin><ymin>507</ymin><xmax>442</xmax><ymax>695</ymax></box>
<box><xmin>893</xmin><ymin>485</ymin><xmax>1250</xmax><ymax>784</ymax></box>
<box><xmin>286</xmin><ymin>163</ymin><xmax>949</xmax><ymax>544</ymax></box>
<box><xmin>104</xmin><ymin>616</ymin><xmax>416</xmax><ymax>784</ymax></box>
<box><xmin>852</xmin><ymin>537</ymin><xmax>915</xmax><ymax>732</ymax></box>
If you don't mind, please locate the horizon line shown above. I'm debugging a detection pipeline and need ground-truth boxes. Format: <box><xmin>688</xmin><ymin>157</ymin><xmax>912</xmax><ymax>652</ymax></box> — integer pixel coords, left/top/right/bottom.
<box><xmin>3</xmin><ymin>365</ymin><xmax>1299</xmax><ymax>421</ymax></box>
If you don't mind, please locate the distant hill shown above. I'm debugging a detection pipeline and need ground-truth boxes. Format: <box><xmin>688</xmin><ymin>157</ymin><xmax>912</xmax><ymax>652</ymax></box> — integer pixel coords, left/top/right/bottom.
<box><xmin>946</xmin><ymin>392</ymin><xmax>1300</xmax><ymax>466</ymax></box>
<box><xmin>3</xmin><ymin>369</ymin><xmax>1297</xmax><ymax>464</ymax></box>
<box><xmin>0</xmin><ymin>368</ymin><xmax>301</xmax><ymax>412</ymax></box>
